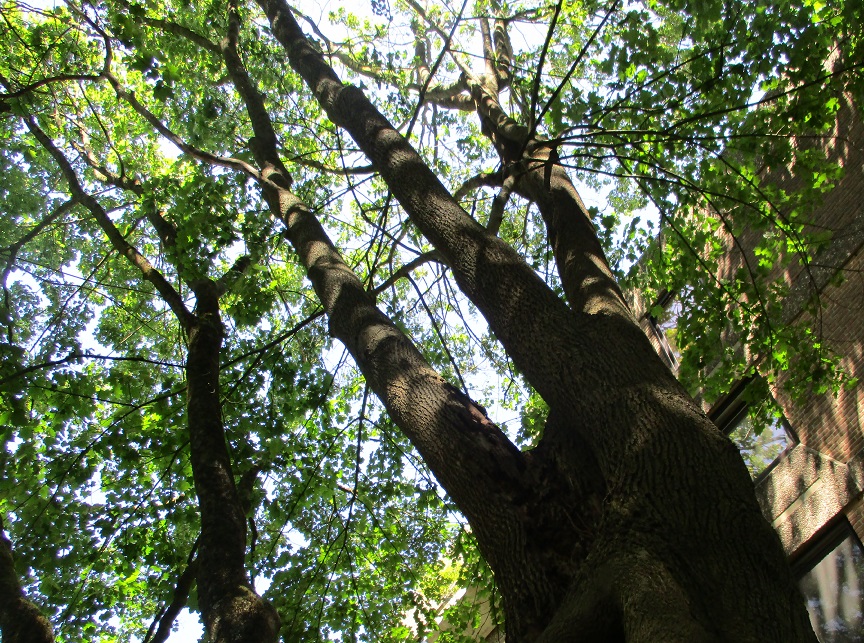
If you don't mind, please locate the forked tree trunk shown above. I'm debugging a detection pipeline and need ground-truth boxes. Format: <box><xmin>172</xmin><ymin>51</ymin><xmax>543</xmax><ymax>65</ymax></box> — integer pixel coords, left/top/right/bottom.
<box><xmin>251</xmin><ymin>1</ymin><xmax>818</xmax><ymax>640</ymax></box>
<box><xmin>185</xmin><ymin>283</ymin><xmax>280</xmax><ymax>643</ymax></box>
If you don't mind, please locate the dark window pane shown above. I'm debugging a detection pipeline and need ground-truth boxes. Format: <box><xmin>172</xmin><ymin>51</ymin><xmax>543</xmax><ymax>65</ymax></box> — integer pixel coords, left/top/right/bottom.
<box><xmin>798</xmin><ymin>534</ymin><xmax>864</xmax><ymax>642</ymax></box>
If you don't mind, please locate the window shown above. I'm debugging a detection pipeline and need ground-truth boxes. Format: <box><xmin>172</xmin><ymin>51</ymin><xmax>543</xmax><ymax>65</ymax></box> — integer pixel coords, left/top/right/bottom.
<box><xmin>794</xmin><ymin>520</ymin><xmax>864</xmax><ymax>642</ymax></box>
<box><xmin>725</xmin><ymin>407</ymin><xmax>791</xmax><ymax>478</ymax></box>
<box><xmin>646</xmin><ymin>291</ymin><xmax>681</xmax><ymax>370</ymax></box>
<box><xmin>710</xmin><ymin>379</ymin><xmax>794</xmax><ymax>479</ymax></box>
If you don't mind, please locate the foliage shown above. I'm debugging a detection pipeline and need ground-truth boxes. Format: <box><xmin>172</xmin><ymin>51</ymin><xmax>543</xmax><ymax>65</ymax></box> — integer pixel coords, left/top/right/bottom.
<box><xmin>0</xmin><ymin>0</ymin><xmax>860</xmax><ymax>640</ymax></box>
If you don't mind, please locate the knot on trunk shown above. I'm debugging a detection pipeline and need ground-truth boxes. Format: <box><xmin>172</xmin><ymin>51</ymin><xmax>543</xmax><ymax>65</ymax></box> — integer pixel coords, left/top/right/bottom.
<box><xmin>209</xmin><ymin>585</ymin><xmax>281</xmax><ymax>643</ymax></box>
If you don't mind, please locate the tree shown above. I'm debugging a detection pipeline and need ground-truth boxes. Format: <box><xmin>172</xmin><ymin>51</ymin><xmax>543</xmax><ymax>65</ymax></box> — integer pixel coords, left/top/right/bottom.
<box><xmin>0</xmin><ymin>0</ymin><xmax>860</xmax><ymax>641</ymax></box>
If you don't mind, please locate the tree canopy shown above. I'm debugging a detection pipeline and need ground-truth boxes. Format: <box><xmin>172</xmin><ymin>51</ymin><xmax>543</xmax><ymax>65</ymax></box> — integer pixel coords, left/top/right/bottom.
<box><xmin>0</xmin><ymin>0</ymin><xmax>861</xmax><ymax>641</ymax></box>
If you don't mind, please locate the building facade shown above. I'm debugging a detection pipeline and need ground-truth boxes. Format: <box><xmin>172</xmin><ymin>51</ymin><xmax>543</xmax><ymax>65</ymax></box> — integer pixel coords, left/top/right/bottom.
<box><xmin>636</xmin><ymin>90</ymin><xmax>864</xmax><ymax>642</ymax></box>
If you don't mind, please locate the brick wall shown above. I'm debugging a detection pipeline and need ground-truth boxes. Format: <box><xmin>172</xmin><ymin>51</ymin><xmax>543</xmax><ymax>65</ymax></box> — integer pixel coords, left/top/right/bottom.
<box><xmin>773</xmin><ymin>246</ymin><xmax>864</xmax><ymax>463</ymax></box>
<box><xmin>633</xmin><ymin>91</ymin><xmax>864</xmax><ymax>559</ymax></box>
<box><xmin>693</xmin><ymin>89</ymin><xmax>864</xmax><ymax>466</ymax></box>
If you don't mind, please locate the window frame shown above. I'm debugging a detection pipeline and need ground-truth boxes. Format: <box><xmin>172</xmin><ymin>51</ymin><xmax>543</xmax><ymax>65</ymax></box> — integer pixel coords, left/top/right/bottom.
<box><xmin>709</xmin><ymin>377</ymin><xmax>798</xmax><ymax>482</ymax></box>
<box><xmin>791</xmin><ymin>516</ymin><xmax>864</xmax><ymax>579</ymax></box>
<box><xmin>790</xmin><ymin>515</ymin><xmax>864</xmax><ymax>643</ymax></box>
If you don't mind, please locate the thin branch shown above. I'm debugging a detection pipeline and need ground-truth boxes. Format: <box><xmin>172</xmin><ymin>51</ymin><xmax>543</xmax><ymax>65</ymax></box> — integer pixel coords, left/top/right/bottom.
<box><xmin>533</xmin><ymin>0</ymin><xmax>621</xmax><ymax>137</ymax></box>
<box><xmin>662</xmin><ymin>61</ymin><xmax>864</xmax><ymax>133</ymax></box>
<box><xmin>0</xmin><ymin>73</ymin><xmax>102</xmax><ymax>99</ymax></box>
<box><xmin>19</xmin><ymin>113</ymin><xmax>194</xmax><ymax>328</ymax></box>
<box><xmin>70</xmin><ymin>138</ymin><xmax>180</xmax><ymax>248</ymax></box>
<box><xmin>288</xmin><ymin>154</ymin><xmax>374</xmax><ymax>176</ymax></box>
<box><xmin>1</xmin><ymin>198</ymin><xmax>76</xmax><ymax>284</ymax></box>
<box><xmin>103</xmin><ymin>73</ymin><xmax>262</xmax><ymax>181</ymax></box>
<box><xmin>136</xmin><ymin>15</ymin><xmax>220</xmax><ymax>54</ymax></box>
<box><xmin>142</xmin><ymin>541</ymin><xmax>200</xmax><ymax>643</ymax></box>
<box><xmin>372</xmin><ymin>250</ymin><xmax>443</xmax><ymax>295</ymax></box>
<box><xmin>0</xmin><ymin>352</ymin><xmax>184</xmax><ymax>387</ymax></box>
<box><xmin>528</xmin><ymin>0</ymin><xmax>562</xmax><ymax>131</ymax></box>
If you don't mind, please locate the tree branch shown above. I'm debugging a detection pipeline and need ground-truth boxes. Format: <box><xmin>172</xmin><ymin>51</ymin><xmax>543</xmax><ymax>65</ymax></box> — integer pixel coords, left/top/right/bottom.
<box><xmin>488</xmin><ymin>173</ymin><xmax>516</xmax><ymax>236</ymax></box>
<box><xmin>480</xmin><ymin>16</ymin><xmax>497</xmax><ymax>87</ymax></box>
<box><xmin>70</xmin><ymin>138</ymin><xmax>179</xmax><ymax>248</ymax></box>
<box><xmin>102</xmin><ymin>71</ymin><xmax>262</xmax><ymax>181</ymax></box>
<box><xmin>1</xmin><ymin>198</ymin><xmax>76</xmax><ymax>286</ymax></box>
<box><xmin>255</xmin><ymin>0</ymin><xmax>600</xmax><ymax>406</ymax></box>
<box><xmin>372</xmin><ymin>250</ymin><xmax>443</xmax><ymax>295</ymax></box>
<box><xmin>20</xmin><ymin>115</ymin><xmax>195</xmax><ymax>329</ymax></box>
<box><xmin>143</xmin><ymin>542</ymin><xmax>199</xmax><ymax>643</ymax></box>
<box><xmin>235</xmin><ymin>2</ymin><xmax>539</xmax><ymax>567</ymax></box>
<box><xmin>453</xmin><ymin>170</ymin><xmax>503</xmax><ymax>201</ymax></box>
<box><xmin>0</xmin><ymin>73</ymin><xmax>102</xmax><ymax>99</ymax></box>
<box><xmin>491</xmin><ymin>2</ymin><xmax>512</xmax><ymax>89</ymax></box>
<box><xmin>215</xmin><ymin>254</ymin><xmax>253</xmax><ymax>297</ymax></box>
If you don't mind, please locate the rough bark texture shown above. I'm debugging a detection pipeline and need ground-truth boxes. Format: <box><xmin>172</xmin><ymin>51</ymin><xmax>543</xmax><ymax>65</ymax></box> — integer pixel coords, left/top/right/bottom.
<box><xmin>186</xmin><ymin>283</ymin><xmax>280</xmax><ymax>643</ymax></box>
<box><xmin>0</xmin><ymin>519</ymin><xmax>55</xmax><ymax>643</ymax></box>
<box><xmin>252</xmin><ymin>1</ymin><xmax>819</xmax><ymax>640</ymax></box>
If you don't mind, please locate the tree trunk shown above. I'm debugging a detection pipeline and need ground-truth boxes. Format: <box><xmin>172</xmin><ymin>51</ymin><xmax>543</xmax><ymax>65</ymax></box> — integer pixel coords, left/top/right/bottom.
<box><xmin>185</xmin><ymin>282</ymin><xmax>280</xmax><ymax>643</ymax></box>
<box><xmin>0</xmin><ymin>519</ymin><xmax>55</xmax><ymax>643</ymax></box>
<box><xmin>253</xmin><ymin>1</ymin><xmax>818</xmax><ymax>640</ymax></box>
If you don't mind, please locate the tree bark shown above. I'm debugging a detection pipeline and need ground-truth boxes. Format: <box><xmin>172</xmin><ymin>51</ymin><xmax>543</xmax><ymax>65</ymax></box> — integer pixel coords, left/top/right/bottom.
<box><xmin>0</xmin><ymin>518</ymin><xmax>55</xmax><ymax>643</ymax></box>
<box><xmin>185</xmin><ymin>282</ymin><xmax>280</xmax><ymax>643</ymax></box>
<box><xmin>221</xmin><ymin>14</ymin><xmax>576</xmax><ymax>627</ymax></box>
<box><xmin>254</xmin><ymin>1</ymin><xmax>818</xmax><ymax>640</ymax></box>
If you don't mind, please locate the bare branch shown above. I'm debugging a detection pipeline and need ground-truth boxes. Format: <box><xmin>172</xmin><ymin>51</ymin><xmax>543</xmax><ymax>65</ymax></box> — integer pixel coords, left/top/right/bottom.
<box><xmin>422</xmin><ymin>89</ymin><xmax>474</xmax><ymax>111</ymax></box>
<box><xmin>488</xmin><ymin>173</ymin><xmax>516</xmax><ymax>236</ymax></box>
<box><xmin>453</xmin><ymin>170</ymin><xmax>503</xmax><ymax>201</ymax></box>
<box><xmin>0</xmin><ymin>352</ymin><xmax>184</xmax><ymax>388</ymax></box>
<box><xmin>491</xmin><ymin>4</ymin><xmax>512</xmax><ymax>89</ymax></box>
<box><xmin>480</xmin><ymin>17</ymin><xmax>497</xmax><ymax>85</ymax></box>
<box><xmin>372</xmin><ymin>250</ymin><xmax>443</xmax><ymax>295</ymax></box>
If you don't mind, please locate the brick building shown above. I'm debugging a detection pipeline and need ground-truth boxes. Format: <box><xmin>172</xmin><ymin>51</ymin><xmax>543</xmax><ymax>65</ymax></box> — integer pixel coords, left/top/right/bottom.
<box><xmin>636</xmin><ymin>90</ymin><xmax>864</xmax><ymax>641</ymax></box>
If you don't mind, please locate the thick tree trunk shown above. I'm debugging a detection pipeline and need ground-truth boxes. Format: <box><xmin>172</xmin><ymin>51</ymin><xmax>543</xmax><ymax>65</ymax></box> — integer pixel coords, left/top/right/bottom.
<box><xmin>0</xmin><ymin>519</ymin><xmax>55</xmax><ymax>643</ymax></box>
<box><xmin>254</xmin><ymin>1</ymin><xmax>817</xmax><ymax>640</ymax></box>
<box><xmin>185</xmin><ymin>283</ymin><xmax>280</xmax><ymax>643</ymax></box>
